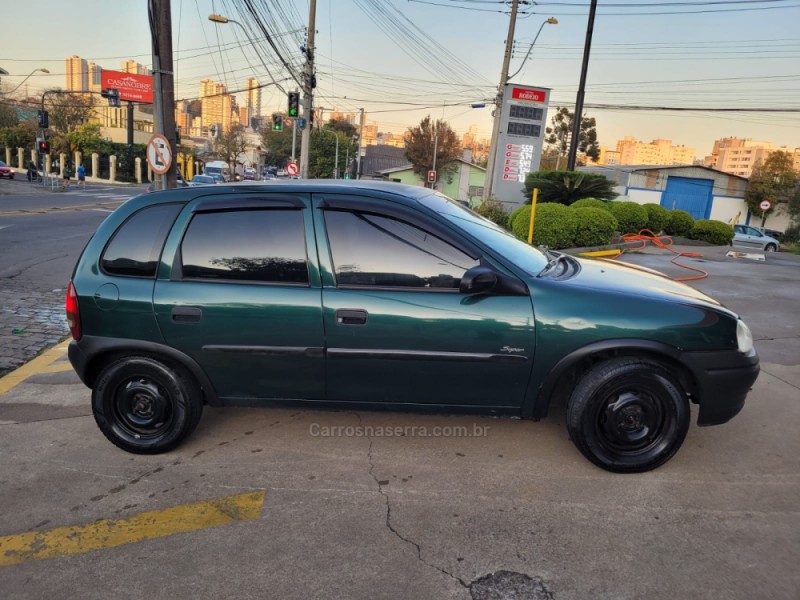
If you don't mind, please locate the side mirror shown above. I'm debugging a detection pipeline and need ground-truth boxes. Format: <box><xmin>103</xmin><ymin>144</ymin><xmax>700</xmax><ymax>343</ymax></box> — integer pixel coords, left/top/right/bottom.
<box><xmin>460</xmin><ymin>266</ymin><xmax>499</xmax><ymax>295</ymax></box>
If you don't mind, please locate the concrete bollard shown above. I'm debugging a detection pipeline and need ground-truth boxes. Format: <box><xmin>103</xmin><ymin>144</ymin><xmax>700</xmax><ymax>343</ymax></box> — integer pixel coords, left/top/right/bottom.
<box><xmin>135</xmin><ymin>157</ymin><xmax>142</xmax><ymax>183</ymax></box>
<box><xmin>45</xmin><ymin>154</ymin><xmax>51</xmax><ymax>175</ymax></box>
<box><xmin>4</xmin><ymin>147</ymin><xmax>10</xmax><ymax>165</ymax></box>
<box><xmin>30</xmin><ymin>149</ymin><xmax>37</xmax><ymax>166</ymax></box>
<box><xmin>17</xmin><ymin>148</ymin><xmax>24</xmax><ymax>169</ymax></box>
<box><xmin>59</xmin><ymin>153</ymin><xmax>66</xmax><ymax>177</ymax></box>
<box><xmin>92</xmin><ymin>153</ymin><xmax>99</xmax><ymax>179</ymax></box>
<box><xmin>75</xmin><ymin>151</ymin><xmax>82</xmax><ymax>172</ymax></box>
<box><xmin>110</xmin><ymin>155</ymin><xmax>117</xmax><ymax>182</ymax></box>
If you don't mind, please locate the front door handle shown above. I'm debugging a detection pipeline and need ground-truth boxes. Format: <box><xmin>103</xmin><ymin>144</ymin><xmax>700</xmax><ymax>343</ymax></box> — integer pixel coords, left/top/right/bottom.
<box><xmin>172</xmin><ymin>306</ymin><xmax>202</xmax><ymax>323</ymax></box>
<box><xmin>336</xmin><ymin>309</ymin><xmax>368</xmax><ymax>325</ymax></box>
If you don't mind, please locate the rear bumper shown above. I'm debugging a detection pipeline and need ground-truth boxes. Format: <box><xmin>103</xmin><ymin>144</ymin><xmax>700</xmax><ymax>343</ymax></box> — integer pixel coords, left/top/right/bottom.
<box><xmin>683</xmin><ymin>348</ymin><xmax>760</xmax><ymax>426</ymax></box>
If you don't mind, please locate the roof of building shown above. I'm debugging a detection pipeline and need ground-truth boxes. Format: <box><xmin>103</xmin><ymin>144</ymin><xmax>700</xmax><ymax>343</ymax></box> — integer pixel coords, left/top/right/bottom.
<box><xmin>357</xmin><ymin>145</ymin><xmax>411</xmax><ymax>178</ymax></box>
<box><xmin>580</xmin><ymin>164</ymin><xmax>748</xmax><ymax>181</ymax></box>
<box><xmin>377</xmin><ymin>157</ymin><xmax>486</xmax><ymax>175</ymax></box>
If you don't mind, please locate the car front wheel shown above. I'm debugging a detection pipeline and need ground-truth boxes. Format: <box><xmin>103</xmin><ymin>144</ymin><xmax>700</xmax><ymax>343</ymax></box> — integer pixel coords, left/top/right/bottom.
<box><xmin>92</xmin><ymin>356</ymin><xmax>203</xmax><ymax>454</ymax></box>
<box><xmin>765</xmin><ymin>243</ymin><xmax>777</xmax><ymax>252</ymax></box>
<box><xmin>566</xmin><ymin>358</ymin><xmax>689</xmax><ymax>473</ymax></box>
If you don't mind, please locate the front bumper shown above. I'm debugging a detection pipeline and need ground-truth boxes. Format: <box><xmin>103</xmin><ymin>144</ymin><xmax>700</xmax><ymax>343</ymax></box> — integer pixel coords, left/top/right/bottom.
<box><xmin>683</xmin><ymin>348</ymin><xmax>760</xmax><ymax>426</ymax></box>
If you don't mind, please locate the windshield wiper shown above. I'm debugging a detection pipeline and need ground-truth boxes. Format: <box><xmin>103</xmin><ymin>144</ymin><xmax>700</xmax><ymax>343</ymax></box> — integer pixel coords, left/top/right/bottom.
<box><xmin>537</xmin><ymin>249</ymin><xmax>569</xmax><ymax>277</ymax></box>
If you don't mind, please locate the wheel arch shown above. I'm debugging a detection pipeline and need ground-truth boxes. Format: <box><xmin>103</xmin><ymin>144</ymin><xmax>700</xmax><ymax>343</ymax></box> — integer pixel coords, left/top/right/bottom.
<box><xmin>70</xmin><ymin>336</ymin><xmax>221</xmax><ymax>406</ymax></box>
<box><xmin>528</xmin><ymin>339</ymin><xmax>696</xmax><ymax>420</ymax></box>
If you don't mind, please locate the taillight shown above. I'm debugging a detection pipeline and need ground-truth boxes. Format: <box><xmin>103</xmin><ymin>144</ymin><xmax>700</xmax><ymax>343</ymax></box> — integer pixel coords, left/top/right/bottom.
<box><xmin>66</xmin><ymin>281</ymin><xmax>81</xmax><ymax>340</ymax></box>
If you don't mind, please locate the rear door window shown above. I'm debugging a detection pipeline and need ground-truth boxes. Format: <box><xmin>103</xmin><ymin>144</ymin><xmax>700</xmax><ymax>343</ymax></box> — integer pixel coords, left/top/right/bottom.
<box><xmin>101</xmin><ymin>203</ymin><xmax>183</xmax><ymax>277</ymax></box>
<box><xmin>180</xmin><ymin>209</ymin><xmax>309</xmax><ymax>284</ymax></box>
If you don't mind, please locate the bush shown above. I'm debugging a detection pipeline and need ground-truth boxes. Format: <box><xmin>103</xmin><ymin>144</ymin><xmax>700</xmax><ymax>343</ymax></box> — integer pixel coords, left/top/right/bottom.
<box><xmin>609</xmin><ymin>202</ymin><xmax>648</xmax><ymax>234</ymax></box>
<box><xmin>688</xmin><ymin>220</ymin><xmax>734</xmax><ymax>245</ymax></box>
<box><xmin>512</xmin><ymin>203</ymin><xmax>577</xmax><ymax>249</ymax></box>
<box><xmin>782</xmin><ymin>224</ymin><xmax>800</xmax><ymax>243</ymax></box>
<box><xmin>570</xmin><ymin>197</ymin><xmax>611</xmax><ymax>212</ymax></box>
<box><xmin>643</xmin><ymin>203</ymin><xmax>670</xmax><ymax>234</ymax></box>
<box><xmin>509</xmin><ymin>205</ymin><xmax>530</xmax><ymax>231</ymax></box>
<box><xmin>573</xmin><ymin>207</ymin><xmax>618</xmax><ymax>247</ymax></box>
<box><xmin>475</xmin><ymin>198</ymin><xmax>509</xmax><ymax>229</ymax></box>
<box><xmin>665</xmin><ymin>210</ymin><xmax>695</xmax><ymax>237</ymax></box>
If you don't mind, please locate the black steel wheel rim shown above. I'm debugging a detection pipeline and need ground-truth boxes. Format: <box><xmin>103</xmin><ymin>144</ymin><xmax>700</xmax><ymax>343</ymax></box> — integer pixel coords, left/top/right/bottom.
<box><xmin>593</xmin><ymin>380</ymin><xmax>673</xmax><ymax>458</ymax></box>
<box><xmin>113</xmin><ymin>377</ymin><xmax>174</xmax><ymax>439</ymax></box>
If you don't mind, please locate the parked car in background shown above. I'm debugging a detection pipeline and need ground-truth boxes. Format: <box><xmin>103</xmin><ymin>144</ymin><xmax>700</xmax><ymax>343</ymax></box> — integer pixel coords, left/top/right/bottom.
<box><xmin>754</xmin><ymin>226</ymin><xmax>783</xmax><ymax>241</ymax></box>
<box><xmin>188</xmin><ymin>174</ymin><xmax>218</xmax><ymax>186</ymax></box>
<box><xmin>0</xmin><ymin>161</ymin><xmax>15</xmax><ymax>179</ymax></box>
<box><xmin>66</xmin><ymin>181</ymin><xmax>759</xmax><ymax>473</ymax></box>
<box><xmin>203</xmin><ymin>161</ymin><xmax>231</xmax><ymax>182</ymax></box>
<box><xmin>243</xmin><ymin>168</ymin><xmax>256</xmax><ymax>180</ymax></box>
<box><xmin>733</xmin><ymin>224</ymin><xmax>780</xmax><ymax>252</ymax></box>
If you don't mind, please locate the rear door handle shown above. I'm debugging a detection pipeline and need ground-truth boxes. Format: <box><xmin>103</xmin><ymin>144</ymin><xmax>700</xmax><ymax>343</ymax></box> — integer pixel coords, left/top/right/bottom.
<box><xmin>336</xmin><ymin>309</ymin><xmax>368</xmax><ymax>325</ymax></box>
<box><xmin>171</xmin><ymin>306</ymin><xmax>202</xmax><ymax>323</ymax></box>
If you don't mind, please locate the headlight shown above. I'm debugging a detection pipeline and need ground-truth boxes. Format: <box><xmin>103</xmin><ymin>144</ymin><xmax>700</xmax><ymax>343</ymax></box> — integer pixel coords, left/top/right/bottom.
<box><xmin>736</xmin><ymin>320</ymin><xmax>753</xmax><ymax>354</ymax></box>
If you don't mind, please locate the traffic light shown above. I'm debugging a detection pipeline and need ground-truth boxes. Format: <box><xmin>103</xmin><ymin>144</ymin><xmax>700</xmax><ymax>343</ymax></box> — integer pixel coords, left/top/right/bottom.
<box><xmin>287</xmin><ymin>92</ymin><xmax>300</xmax><ymax>118</ymax></box>
<box><xmin>38</xmin><ymin>110</ymin><xmax>49</xmax><ymax>129</ymax></box>
<box><xmin>38</xmin><ymin>139</ymin><xmax>50</xmax><ymax>155</ymax></box>
<box><xmin>427</xmin><ymin>169</ymin><xmax>437</xmax><ymax>184</ymax></box>
<box><xmin>272</xmin><ymin>114</ymin><xmax>283</xmax><ymax>132</ymax></box>
<box><xmin>101</xmin><ymin>88</ymin><xmax>120</xmax><ymax>107</ymax></box>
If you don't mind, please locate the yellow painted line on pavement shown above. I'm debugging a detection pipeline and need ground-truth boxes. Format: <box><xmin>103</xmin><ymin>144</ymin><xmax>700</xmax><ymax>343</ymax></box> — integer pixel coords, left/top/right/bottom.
<box><xmin>38</xmin><ymin>362</ymin><xmax>76</xmax><ymax>374</ymax></box>
<box><xmin>0</xmin><ymin>491</ymin><xmax>265</xmax><ymax>567</ymax></box>
<box><xmin>0</xmin><ymin>340</ymin><xmax>70</xmax><ymax>395</ymax></box>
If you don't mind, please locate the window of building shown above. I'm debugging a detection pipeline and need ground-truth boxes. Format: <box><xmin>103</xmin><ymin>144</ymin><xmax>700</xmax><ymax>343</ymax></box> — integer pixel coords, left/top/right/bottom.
<box><xmin>101</xmin><ymin>203</ymin><xmax>183</xmax><ymax>277</ymax></box>
<box><xmin>180</xmin><ymin>210</ymin><xmax>308</xmax><ymax>284</ymax></box>
<box><xmin>324</xmin><ymin>210</ymin><xmax>478</xmax><ymax>289</ymax></box>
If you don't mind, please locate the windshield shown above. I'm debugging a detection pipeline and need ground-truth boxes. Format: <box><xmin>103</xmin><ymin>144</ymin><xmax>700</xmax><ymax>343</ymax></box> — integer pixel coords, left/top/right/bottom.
<box><xmin>418</xmin><ymin>192</ymin><xmax>548</xmax><ymax>276</ymax></box>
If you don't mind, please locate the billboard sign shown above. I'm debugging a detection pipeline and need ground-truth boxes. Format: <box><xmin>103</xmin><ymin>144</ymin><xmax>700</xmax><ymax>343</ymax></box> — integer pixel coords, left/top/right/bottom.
<box><xmin>101</xmin><ymin>70</ymin><xmax>153</xmax><ymax>103</ymax></box>
<box><xmin>490</xmin><ymin>84</ymin><xmax>550</xmax><ymax>210</ymax></box>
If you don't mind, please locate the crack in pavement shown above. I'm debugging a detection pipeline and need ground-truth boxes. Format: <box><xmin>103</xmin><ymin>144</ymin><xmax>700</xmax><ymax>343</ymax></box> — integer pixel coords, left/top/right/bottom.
<box><xmin>354</xmin><ymin>412</ymin><xmax>470</xmax><ymax>591</ymax></box>
<box><xmin>0</xmin><ymin>252</ymin><xmax>69</xmax><ymax>280</ymax></box>
<box><xmin>760</xmin><ymin>368</ymin><xmax>800</xmax><ymax>391</ymax></box>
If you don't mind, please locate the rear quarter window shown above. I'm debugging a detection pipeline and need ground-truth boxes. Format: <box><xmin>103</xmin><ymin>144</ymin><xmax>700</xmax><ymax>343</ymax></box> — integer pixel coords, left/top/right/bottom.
<box><xmin>101</xmin><ymin>203</ymin><xmax>183</xmax><ymax>277</ymax></box>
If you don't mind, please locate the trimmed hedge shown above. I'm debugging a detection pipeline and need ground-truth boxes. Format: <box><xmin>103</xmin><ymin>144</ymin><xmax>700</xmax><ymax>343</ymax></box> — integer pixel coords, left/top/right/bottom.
<box><xmin>570</xmin><ymin>197</ymin><xmax>611</xmax><ymax>212</ymax></box>
<box><xmin>512</xmin><ymin>203</ymin><xmax>577</xmax><ymax>249</ymax></box>
<box><xmin>689</xmin><ymin>220</ymin><xmax>734</xmax><ymax>245</ymax></box>
<box><xmin>665</xmin><ymin>210</ymin><xmax>695</xmax><ymax>237</ymax></box>
<box><xmin>609</xmin><ymin>201</ymin><xmax>649</xmax><ymax>234</ymax></box>
<box><xmin>573</xmin><ymin>207</ymin><xmax>618</xmax><ymax>247</ymax></box>
<box><xmin>643</xmin><ymin>203</ymin><xmax>670</xmax><ymax>234</ymax></box>
<box><xmin>475</xmin><ymin>198</ymin><xmax>509</xmax><ymax>229</ymax></box>
<box><xmin>509</xmin><ymin>205</ymin><xmax>530</xmax><ymax>232</ymax></box>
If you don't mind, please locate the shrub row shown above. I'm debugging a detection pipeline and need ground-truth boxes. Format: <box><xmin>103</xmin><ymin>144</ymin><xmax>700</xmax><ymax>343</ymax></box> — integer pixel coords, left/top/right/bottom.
<box><xmin>498</xmin><ymin>199</ymin><xmax>733</xmax><ymax>249</ymax></box>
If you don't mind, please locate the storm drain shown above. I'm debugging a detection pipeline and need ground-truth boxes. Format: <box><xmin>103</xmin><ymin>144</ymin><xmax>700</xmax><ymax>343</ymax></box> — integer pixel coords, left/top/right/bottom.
<box><xmin>469</xmin><ymin>570</ymin><xmax>554</xmax><ymax>600</ymax></box>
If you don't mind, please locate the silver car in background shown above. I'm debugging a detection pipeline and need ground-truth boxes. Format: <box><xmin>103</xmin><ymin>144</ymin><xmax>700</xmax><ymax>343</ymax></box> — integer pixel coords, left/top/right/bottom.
<box><xmin>733</xmin><ymin>224</ymin><xmax>780</xmax><ymax>252</ymax></box>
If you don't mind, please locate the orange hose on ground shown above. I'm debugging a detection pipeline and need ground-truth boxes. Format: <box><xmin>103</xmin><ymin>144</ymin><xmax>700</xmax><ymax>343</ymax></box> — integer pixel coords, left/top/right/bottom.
<box><xmin>613</xmin><ymin>229</ymin><xmax>709</xmax><ymax>282</ymax></box>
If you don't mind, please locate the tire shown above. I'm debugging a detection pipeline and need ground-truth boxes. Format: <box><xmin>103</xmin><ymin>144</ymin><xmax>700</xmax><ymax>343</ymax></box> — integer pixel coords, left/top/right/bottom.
<box><xmin>566</xmin><ymin>358</ymin><xmax>689</xmax><ymax>473</ymax></box>
<box><xmin>92</xmin><ymin>356</ymin><xmax>203</xmax><ymax>454</ymax></box>
<box><xmin>765</xmin><ymin>243</ymin><xmax>777</xmax><ymax>252</ymax></box>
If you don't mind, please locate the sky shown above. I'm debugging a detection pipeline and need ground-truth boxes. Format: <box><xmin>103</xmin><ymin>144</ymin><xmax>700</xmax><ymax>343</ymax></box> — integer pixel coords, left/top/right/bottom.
<box><xmin>1</xmin><ymin>0</ymin><xmax>798</xmax><ymax>159</ymax></box>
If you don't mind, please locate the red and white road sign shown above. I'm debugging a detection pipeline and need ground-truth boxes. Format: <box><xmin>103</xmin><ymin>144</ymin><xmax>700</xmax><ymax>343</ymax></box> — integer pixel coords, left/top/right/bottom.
<box><xmin>759</xmin><ymin>200</ymin><xmax>772</xmax><ymax>211</ymax></box>
<box><xmin>146</xmin><ymin>134</ymin><xmax>172</xmax><ymax>175</ymax></box>
<box><xmin>286</xmin><ymin>161</ymin><xmax>299</xmax><ymax>176</ymax></box>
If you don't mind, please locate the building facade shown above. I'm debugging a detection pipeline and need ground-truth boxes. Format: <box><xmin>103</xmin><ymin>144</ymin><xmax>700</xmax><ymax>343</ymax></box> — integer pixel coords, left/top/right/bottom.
<box><xmin>611</xmin><ymin>137</ymin><xmax>696</xmax><ymax>166</ymax></box>
<box><xmin>245</xmin><ymin>78</ymin><xmax>261</xmax><ymax>119</ymax></box>
<box><xmin>703</xmin><ymin>137</ymin><xmax>800</xmax><ymax>178</ymax></box>
<box><xmin>65</xmin><ymin>56</ymin><xmax>88</xmax><ymax>92</ymax></box>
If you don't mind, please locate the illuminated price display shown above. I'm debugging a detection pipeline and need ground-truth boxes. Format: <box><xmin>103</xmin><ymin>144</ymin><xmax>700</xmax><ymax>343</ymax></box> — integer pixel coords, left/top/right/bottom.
<box><xmin>509</xmin><ymin>105</ymin><xmax>544</xmax><ymax>121</ymax></box>
<box><xmin>507</xmin><ymin>122</ymin><xmax>541</xmax><ymax>137</ymax></box>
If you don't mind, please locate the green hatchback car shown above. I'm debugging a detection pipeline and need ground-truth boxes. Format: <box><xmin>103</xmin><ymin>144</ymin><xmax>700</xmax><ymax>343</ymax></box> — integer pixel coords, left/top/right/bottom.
<box><xmin>67</xmin><ymin>181</ymin><xmax>759</xmax><ymax>472</ymax></box>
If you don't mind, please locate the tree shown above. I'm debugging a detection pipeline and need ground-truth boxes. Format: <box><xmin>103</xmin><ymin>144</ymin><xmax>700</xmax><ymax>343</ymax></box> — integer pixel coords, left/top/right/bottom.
<box><xmin>0</xmin><ymin>119</ymin><xmax>37</xmax><ymax>151</ymax></box>
<box><xmin>404</xmin><ymin>116</ymin><xmax>461</xmax><ymax>182</ymax></box>
<box><xmin>45</xmin><ymin>90</ymin><xmax>93</xmax><ymax>136</ymax></box>
<box><xmin>327</xmin><ymin>118</ymin><xmax>357</xmax><ymax>140</ymax></box>
<box><xmin>213</xmin><ymin>125</ymin><xmax>249</xmax><ymax>171</ymax></box>
<box><xmin>260</xmin><ymin>125</ymin><xmax>295</xmax><ymax>167</ymax></box>
<box><xmin>64</xmin><ymin>122</ymin><xmax>107</xmax><ymax>156</ymax></box>
<box><xmin>544</xmin><ymin>107</ymin><xmax>600</xmax><ymax>168</ymax></box>
<box><xmin>308</xmin><ymin>129</ymin><xmax>358</xmax><ymax>179</ymax></box>
<box><xmin>744</xmin><ymin>151</ymin><xmax>800</xmax><ymax>226</ymax></box>
<box><xmin>522</xmin><ymin>170</ymin><xmax>617</xmax><ymax>205</ymax></box>
<box><xmin>0</xmin><ymin>104</ymin><xmax>18</xmax><ymax>130</ymax></box>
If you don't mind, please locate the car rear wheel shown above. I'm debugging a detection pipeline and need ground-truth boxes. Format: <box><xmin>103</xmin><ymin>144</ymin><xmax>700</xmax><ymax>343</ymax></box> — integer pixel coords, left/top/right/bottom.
<box><xmin>566</xmin><ymin>358</ymin><xmax>689</xmax><ymax>473</ymax></box>
<box><xmin>765</xmin><ymin>243</ymin><xmax>777</xmax><ymax>252</ymax></box>
<box><xmin>92</xmin><ymin>356</ymin><xmax>203</xmax><ymax>454</ymax></box>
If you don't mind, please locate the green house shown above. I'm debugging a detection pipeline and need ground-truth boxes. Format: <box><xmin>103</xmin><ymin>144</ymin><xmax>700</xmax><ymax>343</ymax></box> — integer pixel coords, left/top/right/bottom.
<box><xmin>377</xmin><ymin>158</ymin><xmax>487</xmax><ymax>207</ymax></box>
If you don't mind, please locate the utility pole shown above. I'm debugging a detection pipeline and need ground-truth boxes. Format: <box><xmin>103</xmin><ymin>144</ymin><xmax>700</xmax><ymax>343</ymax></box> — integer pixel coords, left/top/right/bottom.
<box><xmin>355</xmin><ymin>108</ymin><xmax>365</xmax><ymax>180</ymax></box>
<box><xmin>299</xmin><ymin>0</ymin><xmax>317</xmax><ymax>178</ymax></box>
<box><xmin>149</xmin><ymin>0</ymin><xmax>177</xmax><ymax>189</ymax></box>
<box><xmin>567</xmin><ymin>0</ymin><xmax>598</xmax><ymax>171</ymax></box>
<box><xmin>431</xmin><ymin>127</ymin><xmax>438</xmax><ymax>189</ymax></box>
<box><xmin>483</xmin><ymin>0</ymin><xmax>520</xmax><ymax>201</ymax></box>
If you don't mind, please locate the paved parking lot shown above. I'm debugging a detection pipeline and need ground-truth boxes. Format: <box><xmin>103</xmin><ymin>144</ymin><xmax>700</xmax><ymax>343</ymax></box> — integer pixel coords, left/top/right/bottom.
<box><xmin>0</xmin><ymin>246</ymin><xmax>798</xmax><ymax>599</ymax></box>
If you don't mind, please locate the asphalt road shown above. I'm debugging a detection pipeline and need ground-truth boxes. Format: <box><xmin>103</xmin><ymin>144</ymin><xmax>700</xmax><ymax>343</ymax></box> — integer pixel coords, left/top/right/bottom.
<box><xmin>0</xmin><ymin>186</ymin><xmax>798</xmax><ymax>599</ymax></box>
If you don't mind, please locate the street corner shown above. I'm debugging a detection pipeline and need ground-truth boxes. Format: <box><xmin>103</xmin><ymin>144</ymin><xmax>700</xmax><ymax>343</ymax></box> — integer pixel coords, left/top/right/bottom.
<box><xmin>0</xmin><ymin>339</ymin><xmax>89</xmax><ymax>424</ymax></box>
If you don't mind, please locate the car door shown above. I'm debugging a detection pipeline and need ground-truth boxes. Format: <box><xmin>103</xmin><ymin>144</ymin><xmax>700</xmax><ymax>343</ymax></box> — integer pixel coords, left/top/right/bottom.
<box><xmin>153</xmin><ymin>194</ymin><xmax>325</xmax><ymax>402</ymax></box>
<box><xmin>314</xmin><ymin>194</ymin><xmax>535</xmax><ymax>411</ymax></box>
<box><xmin>733</xmin><ymin>225</ymin><xmax>762</xmax><ymax>250</ymax></box>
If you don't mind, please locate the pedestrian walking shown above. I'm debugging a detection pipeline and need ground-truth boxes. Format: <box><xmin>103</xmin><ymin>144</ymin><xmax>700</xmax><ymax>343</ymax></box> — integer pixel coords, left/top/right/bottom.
<box><xmin>77</xmin><ymin>164</ymin><xmax>86</xmax><ymax>188</ymax></box>
<box><xmin>63</xmin><ymin>165</ymin><xmax>72</xmax><ymax>188</ymax></box>
<box><xmin>27</xmin><ymin>160</ymin><xmax>37</xmax><ymax>182</ymax></box>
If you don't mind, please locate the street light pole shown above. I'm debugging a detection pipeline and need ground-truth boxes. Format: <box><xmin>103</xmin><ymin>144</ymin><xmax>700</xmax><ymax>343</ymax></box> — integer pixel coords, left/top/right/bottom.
<box><xmin>321</xmin><ymin>129</ymin><xmax>339</xmax><ymax>178</ymax></box>
<box><xmin>299</xmin><ymin>0</ymin><xmax>317</xmax><ymax>179</ymax></box>
<box><xmin>4</xmin><ymin>68</ymin><xmax>50</xmax><ymax>96</ymax></box>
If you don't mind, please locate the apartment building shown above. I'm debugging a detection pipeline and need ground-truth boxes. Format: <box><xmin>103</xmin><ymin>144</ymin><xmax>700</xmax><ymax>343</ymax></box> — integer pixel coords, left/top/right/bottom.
<box><xmin>612</xmin><ymin>137</ymin><xmax>696</xmax><ymax>166</ymax></box>
<box><xmin>65</xmin><ymin>55</ymin><xmax>88</xmax><ymax>92</ymax></box>
<box><xmin>199</xmin><ymin>79</ymin><xmax>234</xmax><ymax>134</ymax></box>
<box><xmin>703</xmin><ymin>137</ymin><xmax>800</xmax><ymax>178</ymax></box>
